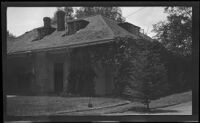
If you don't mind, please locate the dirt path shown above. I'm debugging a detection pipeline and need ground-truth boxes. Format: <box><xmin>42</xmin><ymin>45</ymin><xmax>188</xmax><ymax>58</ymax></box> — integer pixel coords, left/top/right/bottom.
<box><xmin>56</xmin><ymin>102</ymin><xmax>140</xmax><ymax>115</ymax></box>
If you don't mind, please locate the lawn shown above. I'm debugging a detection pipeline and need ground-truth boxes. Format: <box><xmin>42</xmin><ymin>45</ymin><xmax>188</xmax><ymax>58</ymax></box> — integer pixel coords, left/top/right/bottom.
<box><xmin>61</xmin><ymin>90</ymin><xmax>192</xmax><ymax>115</ymax></box>
<box><xmin>6</xmin><ymin>91</ymin><xmax>192</xmax><ymax>116</ymax></box>
<box><xmin>108</xmin><ymin>90</ymin><xmax>192</xmax><ymax>114</ymax></box>
<box><xmin>6</xmin><ymin>95</ymin><xmax>128</xmax><ymax>116</ymax></box>
<box><xmin>150</xmin><ymin>90</ymin><xmax>192</xmax><ymax>109</ymax></box>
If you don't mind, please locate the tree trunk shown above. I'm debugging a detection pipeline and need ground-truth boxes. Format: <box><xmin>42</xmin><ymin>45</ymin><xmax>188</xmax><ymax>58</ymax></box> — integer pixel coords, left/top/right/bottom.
<box><xmin>146</xmin><ymin>103</ymin><xmax>150</xmax><ymax>112</ymax></box>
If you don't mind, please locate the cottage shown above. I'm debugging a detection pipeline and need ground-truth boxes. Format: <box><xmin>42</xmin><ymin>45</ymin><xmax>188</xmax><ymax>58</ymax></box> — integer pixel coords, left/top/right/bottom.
<box><xmin>6</xmin><ymin>11</ymin><xmax>152</xmax><ymax>96</ymax></box>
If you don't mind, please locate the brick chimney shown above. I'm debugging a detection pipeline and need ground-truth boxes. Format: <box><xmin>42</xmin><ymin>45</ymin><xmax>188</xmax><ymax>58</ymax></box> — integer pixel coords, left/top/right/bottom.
<box><xmin>32</xmin><ymin>17</ymin><xmax>55</xmax><ymax>41</ymax></box>
<box><xmin>43</xmin><ymin>17</ymin><xmax>51</xmax><ymax>28</ymax></box>
<box><xmin>56</xmin><ymin>10</ymin><xmax>66</xmax><ymax>31</ymax></box>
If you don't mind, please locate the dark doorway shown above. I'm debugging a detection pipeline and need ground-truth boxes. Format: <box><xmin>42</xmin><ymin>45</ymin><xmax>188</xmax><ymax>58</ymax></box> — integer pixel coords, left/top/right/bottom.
<box><xmin>67</xmin><ymin>48</ymin><xmax>95</xmax><ymax>96</ymax></box>
<box><xmin>54</xmin><ymin>63</ymin><xmax>64</xmax><ymax>93</ymax></box>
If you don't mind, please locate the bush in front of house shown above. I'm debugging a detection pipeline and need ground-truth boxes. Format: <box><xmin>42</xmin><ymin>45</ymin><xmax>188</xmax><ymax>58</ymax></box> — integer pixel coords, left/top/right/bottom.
<box><xmin>112</xmin><ymin>38</ymin><xmax>170</xmax><ymax>111</ymax></box>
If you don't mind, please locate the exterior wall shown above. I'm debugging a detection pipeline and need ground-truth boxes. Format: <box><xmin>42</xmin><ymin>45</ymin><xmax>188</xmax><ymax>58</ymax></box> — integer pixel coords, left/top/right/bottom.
<box><xmin>105</xmin><ymin>64</ymin><xmax>115</xmax><ymax>95</ymax></box>
<box><xmin>29</xmin><ymin>50</ymin><xmax>114</xmax><ymax>96</ymax></box>
<box><xmin>94</xmin><ymin>62</ymin><xmax>115</xmax><ymax>96</ymax></box>
<box><xmin>32</xmin><ymin>52</ymin><xmax>53</xmax><ymax>93</ymax></box>
<box><xmin>7</xmin><ymin>56</ymin><xmax>33</xmax><ymax>94</ymax></box>
<box><xmin>46</xmin><ymin>50</ymin><xmax>70</xmax><ymax>93</ymax></box>
<box><xmin>7</xmin><ymin>50</ymin><xmax>114</xmax><ymax>96</ymax></box>
<box><xmin>46</xmin><ymin>58</ymin><xmax>54</xmax><ymax>93</ymax></box>
<box><xmin>94</xmin><ymin>61</ymin><xmax>106</xmax><ymax>96</ymax></box>
<box><xmin>29</xmin><ymin>50</ymin><xmax>70</xmax><ymax>94</ymax></box>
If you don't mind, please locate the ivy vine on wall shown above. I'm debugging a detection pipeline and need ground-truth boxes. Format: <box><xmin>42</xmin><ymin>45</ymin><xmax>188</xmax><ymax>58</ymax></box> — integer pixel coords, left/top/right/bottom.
<box><xmin>67</xmin><ymin>36</ymin><xmax>169</xmax><ymax>108</ymax></box>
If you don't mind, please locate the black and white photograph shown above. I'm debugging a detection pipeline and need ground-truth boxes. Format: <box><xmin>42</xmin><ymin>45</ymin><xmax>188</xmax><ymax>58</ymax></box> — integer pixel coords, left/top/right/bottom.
<box><xmin>2</xmin><ymin>1</ymin><xmax>199</xmax><ymax>122</ymax></box>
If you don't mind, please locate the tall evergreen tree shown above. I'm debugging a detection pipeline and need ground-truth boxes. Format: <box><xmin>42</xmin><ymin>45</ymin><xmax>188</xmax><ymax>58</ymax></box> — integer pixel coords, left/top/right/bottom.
<box><xmin>116</xmin><ymin>39</ymin><xmax>169</xmax><ymax>111</ymax></box>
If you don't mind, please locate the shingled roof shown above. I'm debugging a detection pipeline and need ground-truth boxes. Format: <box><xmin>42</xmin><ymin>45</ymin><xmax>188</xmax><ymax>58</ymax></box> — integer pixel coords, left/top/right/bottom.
<box><xmin>7</xmin><ymin>15</ymin><xmax>144</xmax><ymax>55</ymax></box>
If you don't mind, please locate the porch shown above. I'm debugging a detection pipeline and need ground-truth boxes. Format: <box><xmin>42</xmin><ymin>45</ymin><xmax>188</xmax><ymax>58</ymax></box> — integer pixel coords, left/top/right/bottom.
<box><xmin>6</xmin><ymin>47</ymin><xmax>115</xmax><ymax>96</ymax></box>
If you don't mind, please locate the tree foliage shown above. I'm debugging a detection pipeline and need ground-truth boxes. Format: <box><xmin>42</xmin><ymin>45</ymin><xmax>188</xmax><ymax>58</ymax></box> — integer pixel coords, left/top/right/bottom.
<box><xmin>115</xmin><ymin>39</ymin><xmax>169</xmax><ymax>110</ymax></box>
<box><xmin>152</xmin><ymin>7</ymin><xmax>193</xmax><ymax>93</ymax></box>
<box><xmin>7</xmin><ymin>30</ymin><xmax>16</xmax><ymax>38</ymax></box>
<box><xmin>51</xmin><ymin>7</ymin><xmax>125</xmax><ymax>25</ymax></box>
<box><xmin>152</xmin><ymin>7</ymin><xmax>192</xmax><ymax>56</ymax></box>
<box><xmin>128</xmin><ymin>47</ymin><xmax>169</xmax><ymax>110</ymax></box>
<box><xmin>75</xmin><ymin>7</ymin><xmax>125</xmax><ymax>22</ymax></box>
<box><xmin>51</xmin><ymin>7</ymin><xmax>74</xmax><ymax>25</ymax></box>
<box><xmin>87</xmin><ymin>37</ymin><xmax>169</xmax><ymax>110</ymax></box>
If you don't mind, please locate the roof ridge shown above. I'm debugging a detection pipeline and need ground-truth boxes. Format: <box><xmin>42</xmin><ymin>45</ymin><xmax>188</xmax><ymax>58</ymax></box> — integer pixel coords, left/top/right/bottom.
<box><xmin>67</xmin><ymin>14</ymin><xmax>119</xmax><ymax>24</ymax></box>
<box><xmin>139</xmin><ymin>32</ymin><xmax>154</xmax><ymax>41</ymax></box>
<box><xmin>67</xmin><ymin>14</ymin><xmax>103</xmax><ymax>23</ymax></box>
<box><xmin>100</xmin><ymin>15</ymin><xmax>120</xmax><ymax>24</ymax></box>
<box><xmin>14</xmin><ymin>28</ymin><xmax>40</xmax><ymax>40</ymax></box>
<box><xmin>98</xmin><ymin>15</ymin><xmax>115</xmax><ymax>38</ymax></box>
<box><xmin>101</xmin><ymin>15</ymin><xmax>139</xmax><ymax>39</ymax></box>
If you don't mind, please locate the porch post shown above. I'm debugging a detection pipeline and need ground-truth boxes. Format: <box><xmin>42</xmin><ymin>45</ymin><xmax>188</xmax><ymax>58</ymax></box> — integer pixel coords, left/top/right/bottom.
<box><xmin>34</xmin><ymin>52</ymin><xmax>49</xmax><ymax>94</ymax></box>
<box><xmin>63</xmin><ymin>49</ymin><xmax>71</xmax><ymax>93</ymax></box>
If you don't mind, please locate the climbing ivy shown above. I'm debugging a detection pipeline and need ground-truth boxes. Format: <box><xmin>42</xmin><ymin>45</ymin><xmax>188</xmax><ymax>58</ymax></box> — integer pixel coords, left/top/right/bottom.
<box><xmin>87</xmin><ymin>37</ymin><xmax>136</xmax><ymax>96</ymax></box>
<box><xmin>89</xmin><ymin>36</ymin><xmax>169</xmax><ymax>106</ymax></box>
<box><xmin>67</xmin><ymin>36</ymin><xmax>169</xmax><ymax>106</ymax></box>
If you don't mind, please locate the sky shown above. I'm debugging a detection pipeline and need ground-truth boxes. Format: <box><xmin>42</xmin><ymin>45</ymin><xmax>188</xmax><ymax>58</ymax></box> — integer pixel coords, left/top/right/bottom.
<box><xmin>7</xmin><ymin>7</ymin><xmax>168</xmax><ymax>38</ymax></box>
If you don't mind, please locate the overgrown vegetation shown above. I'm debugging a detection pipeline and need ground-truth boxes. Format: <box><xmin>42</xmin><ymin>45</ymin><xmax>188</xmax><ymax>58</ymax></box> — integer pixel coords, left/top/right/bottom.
<box><xmin>152</xmin><ymin>7</ymin><xmax>192</xmax><ymax>93</ymax></box>
<box><xmin>58</xmin><ymin>7</ymin><xmax>192</xmax><ymax>110</ymax></box>
<box><xmin>152</xmin><ymin>7</ymin><xmax>192</xmax><ymax>57</ymax></box>
<box><xmin>67</xmin><ymin>37</ymin><xmax>169</xmax><ymax>110</ymax></box>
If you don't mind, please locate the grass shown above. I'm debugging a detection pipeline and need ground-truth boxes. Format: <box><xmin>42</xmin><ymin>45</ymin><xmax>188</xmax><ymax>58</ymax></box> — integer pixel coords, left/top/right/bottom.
<box><xmin>67</xmin><ymin>90</ymin><xmax>192</xmax><ymax>115</ymax></box>
<box><xmin>6</xmin><ymin>90</ymin><xmax>192</xmax><ymax>116</ymax></box>
<box><xmin>6</xmin><ymin>96</ymin><xmax>128</xmax><ymax>116</ymax></box>
<box><xmin>120</xmin><ymin>90</ymin><xmax>192</xmax><ymax>114</ymax></box>
<box><xmin>150</xmin><ymin>90</ymin><xmax>192</xmax><ymax>109</ymax></box>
